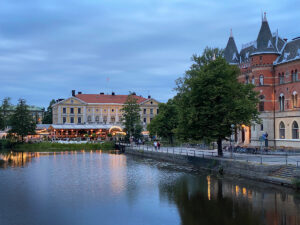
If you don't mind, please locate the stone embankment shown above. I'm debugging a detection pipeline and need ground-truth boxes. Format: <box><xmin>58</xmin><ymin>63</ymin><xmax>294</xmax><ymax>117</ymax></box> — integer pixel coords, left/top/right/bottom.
<box><xmin>125</xmin><ymin>147</ymin><xmax>300</xmax><ymax>189</ymax></box>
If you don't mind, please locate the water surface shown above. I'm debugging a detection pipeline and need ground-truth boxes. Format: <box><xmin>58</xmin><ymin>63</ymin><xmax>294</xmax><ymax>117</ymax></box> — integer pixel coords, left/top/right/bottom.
<box><xmin>0</xmin><ymin>151</ymin><xmax>300</xmax><ymax>225</ymax></box>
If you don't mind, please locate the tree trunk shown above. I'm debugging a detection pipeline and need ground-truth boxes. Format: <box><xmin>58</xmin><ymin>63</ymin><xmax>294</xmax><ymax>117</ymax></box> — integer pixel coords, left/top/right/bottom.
<box><xmin>217</xmin><ymin>137</ymin><xmax>223</xmax><ymax>157</ymax></box>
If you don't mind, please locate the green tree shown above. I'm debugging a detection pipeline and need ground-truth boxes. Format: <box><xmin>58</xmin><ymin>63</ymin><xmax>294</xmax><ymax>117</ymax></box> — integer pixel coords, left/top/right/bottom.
<box><xmin>42</xmin><ymin>99</ymin><xmax>56</xmax><ymax>124</ymax></box>
<box><xmin>176</xmin><ymin>47</ymin><xmax>259</xmax><ymax>156</ymax></box>
<box><xmin>9</xmin><ymin>99</ymin><xmax>36</xmax><ymax>142</ymax></box>
<box><xmin>0</xmin><ymin>97</ymin><xmax>12</xmax><ymax>128</ymax></box>
<box><xmin>147</xmin><ymin>99</ymin><xmax>178</xmax><ymax>144</ymax></box>
<box><xmin>0</xmin><ymin>109</ymin><xmax>4</xmax><ymax>130</ymax></box>
<box><xmin>121</xmin><ymin>94</ymin><xmax>142</xmax><ymax>140</ymax></box>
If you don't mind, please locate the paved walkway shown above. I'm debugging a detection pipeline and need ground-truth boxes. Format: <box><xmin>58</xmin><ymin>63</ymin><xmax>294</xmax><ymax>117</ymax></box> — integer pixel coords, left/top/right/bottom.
<box><xmin>127</xmin><ymin>144</ymin><xmax>300</xmax><ymax>167</ymax></box>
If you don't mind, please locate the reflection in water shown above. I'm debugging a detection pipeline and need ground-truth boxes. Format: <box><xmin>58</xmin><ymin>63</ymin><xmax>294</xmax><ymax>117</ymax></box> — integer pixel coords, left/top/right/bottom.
<box><xmin>159</xmin><ymin>173</ymin><xmax>300</xmax><ymax>225</ymax></box>
<box><xmin>0</xmin><ymin>152</ymin><xmax>300</xmax><ymax>225</ymax></box>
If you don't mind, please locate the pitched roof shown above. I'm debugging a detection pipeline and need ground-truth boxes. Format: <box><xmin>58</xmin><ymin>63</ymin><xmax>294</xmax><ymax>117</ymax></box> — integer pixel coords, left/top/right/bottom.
<box><xmin>75</xmin><ymin>94</ymin><xmax>147</xmax><ymax>104</ymax></box>
<box><xmin>224</xmin><ymin>31</ymin><xmax>240</xmax><ymax>64</ymax></box>
<box><xmin>275</xmin><ymin>37</ymin><xmax>300</xmax><ymax>64</ymax></box>
<box><xmin>253</xmin><ymin>15</ymin><xmax>279</xmax><ymax>55</ymax></box>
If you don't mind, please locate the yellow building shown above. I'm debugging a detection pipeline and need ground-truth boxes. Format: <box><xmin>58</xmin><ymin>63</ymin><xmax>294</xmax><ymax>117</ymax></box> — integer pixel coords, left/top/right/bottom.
<box><xmin>50</xmin><ymin>91</ymin><xmax>159</xmax><ymax>139</ymax></box>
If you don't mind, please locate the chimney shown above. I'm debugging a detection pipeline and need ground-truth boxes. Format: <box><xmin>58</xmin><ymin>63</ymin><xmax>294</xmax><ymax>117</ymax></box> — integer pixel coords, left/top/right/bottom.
<box><xmin>100</xmin><ymin>92</ymin><xmax>104</xmax><ymax>95</ymax></box>
<box><xmin>112</xmin><ymin>92</ymin><xmax>115</xmax><ymax>96</ymax></box>
<box><xmin>148</xmin><ymin>95</ymin><xmax>151</xmax><ymax>99</ymax></box>
<box><xmin>78</xmin><ymin>91</ymin><xmax>82</xmax><ymax>94</ymax></box>
<box><xmin>72</xmin><ymin>90</ymin><xmax>75</xmax><ymax>97</ymax></box>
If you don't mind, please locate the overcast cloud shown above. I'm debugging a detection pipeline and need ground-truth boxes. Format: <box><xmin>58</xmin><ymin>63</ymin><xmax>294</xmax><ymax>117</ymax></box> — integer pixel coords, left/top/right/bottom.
<box><xmin>0</xmin><ymin>0</ymin><xmax>299</xmax><ymax>107</ymax></box>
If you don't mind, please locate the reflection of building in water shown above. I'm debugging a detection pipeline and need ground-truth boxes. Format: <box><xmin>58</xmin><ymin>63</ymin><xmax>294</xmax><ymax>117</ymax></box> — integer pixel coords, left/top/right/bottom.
<box><xmin>0</xmin><ymin>152</ymin><xmax>41</xmax><ymax>168</ymax></box>
<box><xmin>108</xmin><ymin>155</ymin><xmax>127</xmax><ymax>195</ymax></box>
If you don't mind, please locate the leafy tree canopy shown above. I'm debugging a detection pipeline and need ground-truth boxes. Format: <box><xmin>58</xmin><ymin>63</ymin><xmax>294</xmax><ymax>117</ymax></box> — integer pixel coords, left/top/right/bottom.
<box><xmin>42</xmin><ymin>99</ymin><xmax>56</xmax><ymax>124</ymax></box>
<box><xmin>121</xmin><ymin>94</ymin><xmax>142</xmax><ymax>140</ymax></box>
<box><xmin>147</xmin><ymin>99</ymin><xmax>178</xmax><ymax>144</ymax></box>
<box><xmin>0</xmin><ymin>97</ymin><xmax>12</xmax><ymax>128</ymax></box>
<box><xmin>175</xmin><ymin>47</ymin><xmax>259</xmax><ymax>155</ymax></box>
<box><xmin>9</xmin><ymin>99</ymin><xmax>36</xmax><ymax>142</ymax></box>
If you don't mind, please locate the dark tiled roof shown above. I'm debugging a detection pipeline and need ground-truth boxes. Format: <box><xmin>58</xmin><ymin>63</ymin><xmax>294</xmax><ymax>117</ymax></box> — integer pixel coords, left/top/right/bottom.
<box><xmin>224</xmin><ymin>36</ymin><xmax>239</xmax><ymax>64</ymax></box>
<box><xmin>275</xmin><ymin>38</ymin><xmax>300</xmax><ymax>64</ymax></box>
<box><xmin>253</xmin><ymin>20</ymin><xmax>278</xmax><ymax>54</ymax></box>
<box><xmin>240</xmin><ymin>45</ymin><xmax>255</xmax><ymax>63</ymax></box>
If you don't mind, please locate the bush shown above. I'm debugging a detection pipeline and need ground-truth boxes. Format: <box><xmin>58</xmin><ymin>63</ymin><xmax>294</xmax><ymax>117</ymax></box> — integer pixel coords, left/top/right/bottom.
<box><xmin>292</xmin><ymin>178</ymin><xmax>300</xmax><ymax>189</ymax></box>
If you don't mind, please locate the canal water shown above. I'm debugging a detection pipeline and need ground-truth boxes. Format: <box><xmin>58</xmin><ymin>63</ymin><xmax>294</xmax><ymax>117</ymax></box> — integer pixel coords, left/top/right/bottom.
<box><xmin>0</xmin><ymin>151</ymin><xmax>300</xmax><ymax>225</ymax></box>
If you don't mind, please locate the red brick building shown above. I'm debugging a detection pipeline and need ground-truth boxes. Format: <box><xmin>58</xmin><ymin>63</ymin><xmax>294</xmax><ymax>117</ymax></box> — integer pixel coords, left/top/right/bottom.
<box><xmin>224</xmin><ymin>13</ymin><xmax>300</xmax><ymax>148</ymax></box>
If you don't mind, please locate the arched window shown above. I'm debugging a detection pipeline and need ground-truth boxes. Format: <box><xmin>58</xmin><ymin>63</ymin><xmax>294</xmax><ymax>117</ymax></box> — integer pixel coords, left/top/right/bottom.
<box><xmin>259</xmin><ymin>75</ymin><xmax>264</xmax><ymax>86</ymax></box>
<box><xmin>279</xmin><ymin>122</ymin><xmax>285</xmax><ymax>139</ymax></box>
<box><xmin>291</xmin><ymin>70</ymin><xmax>297</xmax><ymax>82</ymax></box>
<box><xmin>251</xmin><ymin>76</ymin><xmax>255</xmax><ymax>85</ymax></box>
<box><xmin>87</xmin><ymin>115</ymin><xmax>92</xmax><ymax>122</ymax></box>
<box><xmin>279</xmin><ymin>73</ymin><xmax>284</xmax><ymax>84</ymax></box>
<box><xmin>292</xmin><ymin>121</ymin><xmax>299</xmax><ymax>139</ymax></box>
<box><xmin>292</xmin><ymin>91</ymin><xmax>298</xmax><ymax>108</ymax></box>
<box><xmin>279</xmin><ymin>94</ymin><xmax>284</xmax><ymax>111</ymax></box>
<box><xmin>259</xmin><ymin>95</ymin><xmax>264</xmax><ymax>111</ymax></box>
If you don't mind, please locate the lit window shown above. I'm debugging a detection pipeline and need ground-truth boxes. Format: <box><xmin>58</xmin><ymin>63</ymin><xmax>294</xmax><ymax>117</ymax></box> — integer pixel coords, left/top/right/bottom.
<box><xmin>279</xmin><ymin>122</ymin><xmax>285</xmax><ymax>139</ymax></box>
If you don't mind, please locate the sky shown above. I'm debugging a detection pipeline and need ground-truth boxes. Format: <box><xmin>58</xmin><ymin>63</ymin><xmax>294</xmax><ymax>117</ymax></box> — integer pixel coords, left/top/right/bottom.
<box><xmin>0</xmin><ymin>0</ymin><xmax>300</xmax><ymax>107</ymax></box>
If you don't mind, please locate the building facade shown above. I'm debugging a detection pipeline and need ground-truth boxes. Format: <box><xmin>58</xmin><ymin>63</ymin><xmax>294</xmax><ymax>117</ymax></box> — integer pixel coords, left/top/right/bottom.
<box><xmin>51</xmin><ymin>91</ymin><xmax>159</xmax><ymax>139</ymax></box>
<box><xmin>224</xmin><ymin>13</ymin><xmax>300</xmax><ymax>148</ymax></box>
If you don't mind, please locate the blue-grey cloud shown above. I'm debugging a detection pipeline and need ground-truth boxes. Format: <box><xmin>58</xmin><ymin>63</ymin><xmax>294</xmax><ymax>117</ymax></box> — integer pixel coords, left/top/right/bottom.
<box><xmin>0</xmin><ymin>0</ymin><xmax>299</xmax><ymax>107</ymax></box>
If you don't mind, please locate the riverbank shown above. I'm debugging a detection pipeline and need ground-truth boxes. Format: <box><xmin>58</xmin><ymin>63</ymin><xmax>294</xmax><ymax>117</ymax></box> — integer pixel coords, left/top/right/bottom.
<box><xmin>125</xmin><ymin>147</ymin><xmax>300</xmax><ymax>189</ymax></box>
<box><xmin>0</xmin><ymin>141</ymin><xmax>115</xmax><ymax>152</ymax></box>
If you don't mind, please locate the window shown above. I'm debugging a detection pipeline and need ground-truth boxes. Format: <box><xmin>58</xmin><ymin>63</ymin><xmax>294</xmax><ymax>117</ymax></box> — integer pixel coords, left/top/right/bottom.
<box><xmin>259</xmin><ymin>56</ymin><xmax>263</xmax><ymax>63</ymax></box>
<box><xmin>150</xmin><ymin>101</ymin><xmax>153</xmax><ymax>105</ymax></box>
<box><xmin>143</xmin><ymin>109</ymin><xmax>146</xmax><ymax>114</ymax></box>
<box><xmin>87</xmin><ymin>116</ymin><xmax>92</xmax><ymax>122</ymax></box>
<box><xmin>70</xmin><ymin>108</ymin><xmax>74</xmax><ymax>114</ymax></box>
<box><xmin>259</xmin><ymin>95</ymin><xmax>264</xmax><ymax>112</ymax></box>
<box><xmin>292</xmin><ymin>69</ymin><xmax>298</xmax><ymax>82</ymax></box>
<box><xmin>279</xmin><ymin>73</ymin><xmax>284</xmax><ymax>84</ymax></box>
<box><xmin>63</xmin><ymin>108</ymin><xmax>66</xmax><ymax>114</ymax></box>
<box><xmin>251</xmin><ymin>76</ymin><xmax>255</xmax><ymax>85</ymax></box>
<box><xmin>157</xmin><ymin>109</ymin><xmax>159</xmax><ymax>114</ymax></box>
<box><xmin>279</xmin><ymin>122</ymin><xmax>285</xmax><ymax>139</ymax></box>
<box><xmin>259</xmin><ymin>75</ymin><xmax>264</xmax><ymax>86</ymax></box>
<box><xmin>292</xmin><ymin>121</ymin><xmax>299</xmax><ymax>139</ymax></box>
<box><xmin>78</xmin><ymin>117</ymin><xmax>81</xmax><ymax>124</ymax></box>
<box><xmin>111</xmin><ymin>116</ymin><xmax>115</xmax><ymax>123</ymax></box>
<box><xmin>112</xmin><ymin>109</ymin><xmax>114</xmax><ymax>112</ymax></box>
<box><xmin>260</xmin><ymin>124</ymin><xmax>264</xmax><ymax>131</ymax></box>
<box><xmin>292</xmin><ymin>92</ymin><xmax>298</xmax><ymax>108</ymax></box>
<box><xmin>150</xmin><ymin>109</ymin><xmax>153</xmax><ymax>114</ymax></box>
<box><xmin>78</xmin><ymin>108</ymin><xmax>81</xmax><ymax>114</ymax></box>
<box><xmin>70</xmin><ymin>117</ymin><xmax>74</xmax><ymax>123</ymax></box>
<box><xmin>143</xmin><ymin>118</ymin><xmax>146</xmax><ymax>123</ymax></box>
<box><xmin>245</xmin><ymin>75</ymin><xmax>249</xmax><ymax>84</ymax></box>
<box><xmin>103</xmin><ymin>116</ymin><xmax>107</xmax><ymax>124</ymax></box>
<box><xmin>279</xmin><ymin>95</ymin><xmax>284</xmax><ymax>111</ymax></box>
<box><xmin>63</xmin><ymin>117</ymin><xmax>66</xmax><ymax>124</ymax></box>
<box><xmin>95</xmin><ymin>116</ymin><xmax>99</xmax><ymax>122</ymax></box>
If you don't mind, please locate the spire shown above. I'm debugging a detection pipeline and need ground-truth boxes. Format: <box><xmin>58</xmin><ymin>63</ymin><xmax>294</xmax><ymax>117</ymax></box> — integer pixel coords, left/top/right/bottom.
<box><xmin>254</xmin><ymin>12</ymin><xmax>278</xmax><ymax>54</ymax></box>
<box><xmin>224</xmin><ymin>30</ymin><xmax>239</xmax><ymax>64</ymax></box>
<box><xmin>263</xmin><ymin>12</ymin><xmax>267</xmax><ymax>22</ymax></box>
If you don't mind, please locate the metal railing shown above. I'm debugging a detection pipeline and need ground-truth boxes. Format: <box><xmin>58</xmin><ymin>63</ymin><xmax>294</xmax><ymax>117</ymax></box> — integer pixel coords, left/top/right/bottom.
<box><xmin>119</xmin><ymin>143</ymin><xmax>300</xmax><ymax>167</ymax></box>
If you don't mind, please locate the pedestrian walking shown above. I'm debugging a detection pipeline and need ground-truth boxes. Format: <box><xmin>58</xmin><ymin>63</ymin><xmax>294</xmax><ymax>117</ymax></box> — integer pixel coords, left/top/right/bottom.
<box><xmin>157</xmin><ymin>141</ymin><xmax>160</xmax><ymax>150</ymax></box>
<box><xmin>154</xmin><ymin>141</ymin><xmax>157</xmax><ymax>150</ymax></box>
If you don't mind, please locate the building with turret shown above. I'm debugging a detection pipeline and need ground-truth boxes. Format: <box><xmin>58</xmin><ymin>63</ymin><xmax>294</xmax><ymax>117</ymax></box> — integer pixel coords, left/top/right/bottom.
<box><xmin>224</xmin><ymin>13</ymin><xmax>300</xmax><ymax>149</ymax></box>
